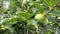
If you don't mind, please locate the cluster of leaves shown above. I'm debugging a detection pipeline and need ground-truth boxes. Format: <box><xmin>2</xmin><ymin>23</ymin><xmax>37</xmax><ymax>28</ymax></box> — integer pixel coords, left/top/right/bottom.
<box><xmin>0</xmin><ymin>0</ymin><xmax>60</xmax><ymax>34</ymax></box>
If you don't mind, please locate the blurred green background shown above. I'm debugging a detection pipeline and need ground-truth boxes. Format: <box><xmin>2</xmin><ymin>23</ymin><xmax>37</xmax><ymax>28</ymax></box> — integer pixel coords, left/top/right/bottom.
<box><xmin>0</xmin><ymin>0</ymin><xmax>60</xmax><ymax>34</ymax></box>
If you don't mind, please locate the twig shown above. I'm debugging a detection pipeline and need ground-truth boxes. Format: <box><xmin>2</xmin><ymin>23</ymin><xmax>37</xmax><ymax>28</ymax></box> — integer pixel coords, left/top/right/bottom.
<box><xmin>27</xmin><ymin>29</ymin><xmax>28</xmax><ymax>34</ymax></box>
<box><xmin>45</xmin><ymin>2</ymin><xmax>60</xmax><ymax>15</ymax></box>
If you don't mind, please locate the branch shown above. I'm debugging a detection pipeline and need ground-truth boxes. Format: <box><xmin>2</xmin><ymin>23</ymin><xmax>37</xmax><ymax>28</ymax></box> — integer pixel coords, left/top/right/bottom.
<box><xmin>45</xmin><ymin>2</ymin><xmax>60</xmax><ymax>15</ymax></box>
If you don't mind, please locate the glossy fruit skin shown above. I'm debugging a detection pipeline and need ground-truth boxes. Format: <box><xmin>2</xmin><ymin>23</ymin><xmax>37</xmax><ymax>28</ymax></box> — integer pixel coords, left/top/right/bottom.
<box><xmin>35</xmin><ymin>14</ymin><xmax>44</xmax><ymax>20</ymax></box>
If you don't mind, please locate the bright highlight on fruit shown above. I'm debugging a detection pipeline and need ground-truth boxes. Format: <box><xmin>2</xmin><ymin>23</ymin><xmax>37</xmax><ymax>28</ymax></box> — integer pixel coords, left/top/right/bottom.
<box><xmin>35</xmin><ymin>14</ymin><xmax>44</xmax><ymax>20</ymax></box>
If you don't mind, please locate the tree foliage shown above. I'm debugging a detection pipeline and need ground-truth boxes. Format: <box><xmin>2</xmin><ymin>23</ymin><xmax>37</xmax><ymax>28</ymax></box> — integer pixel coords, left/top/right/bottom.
<box><xmin>0</xmin><ymin>0</ymin><xmax>60</xmax><ymax>34</ymax></box>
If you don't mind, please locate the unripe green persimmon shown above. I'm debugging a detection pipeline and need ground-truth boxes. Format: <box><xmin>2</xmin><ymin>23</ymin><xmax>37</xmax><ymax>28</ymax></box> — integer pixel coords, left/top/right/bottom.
<box><xmin>35</xmin><ymin>14</ymin><xmax>44</xmax><ymax>20</ymax></box>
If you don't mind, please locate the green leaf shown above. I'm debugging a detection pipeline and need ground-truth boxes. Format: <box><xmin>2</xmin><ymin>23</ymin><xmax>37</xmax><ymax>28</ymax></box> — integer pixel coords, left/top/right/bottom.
<box><xmin>45</xmin><ymin>29</ymin><xmax>52</xmax><ymax>34</ymax></box>
<box><xmin>33</xmin><ymin>2</ymin><xmax>44</xmax><ymax>13</ymax></box>
<box><xmin>5</xmin><ymin>15</ymin><xmax>26</xmax><ymax>27</ymax></box>
<box><xmin>43</xmin><ymin>0</ymin><xmax>59</xmax><ymax>8</ymax></box>
<box><xmin>16</xmin><ymin>12</ymin><xmax>34</xmax><ymax>19</ymax></box>
<box><xmin>9</xmin><ymin>0</ymin><xmax>18</xmax><ymax>9</ymax></box>
<box><xmin>44</xmin><ymin>18</ymin><xmax>49</xmax><ymax>25</ymax></box>
<box><xmin>50</xmin><ymin>8</ymin><xmax>60</xmax><ymax>16</ymax></box>
<box><xmin>27</xmin><ymin>19</ymin><xmax>38</xmax><ymax>30</ymax></box>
